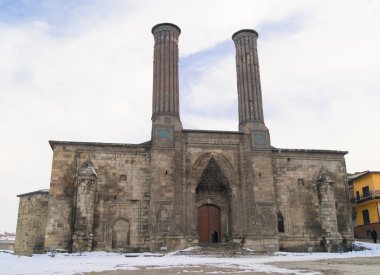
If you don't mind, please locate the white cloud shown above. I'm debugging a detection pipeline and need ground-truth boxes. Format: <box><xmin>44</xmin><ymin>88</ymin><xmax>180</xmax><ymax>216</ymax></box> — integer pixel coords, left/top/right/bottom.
<box><xmin>183</xmin><ymin>55</ymin><xmax>237</xmax><ymax>117</ymax></box>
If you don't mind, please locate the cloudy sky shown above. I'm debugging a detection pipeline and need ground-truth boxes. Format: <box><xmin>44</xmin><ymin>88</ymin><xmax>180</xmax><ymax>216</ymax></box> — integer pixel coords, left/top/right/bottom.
<box><xmin>1</xmin><ymin>0</ymin><xmax>379</xmax><ymax>233</ymax></box>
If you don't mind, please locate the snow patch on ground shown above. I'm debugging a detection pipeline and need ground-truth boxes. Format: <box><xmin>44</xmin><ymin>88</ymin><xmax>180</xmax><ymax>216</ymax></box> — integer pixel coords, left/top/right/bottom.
<box><xmin>2</xmin><ymin>242</ymin><xmax>380</xmax><ymax>275</ymax></box>
<box><xmin>353</xmin><ymin>241</ymin><xmax>380</xmax><ymax>251</ymax></box>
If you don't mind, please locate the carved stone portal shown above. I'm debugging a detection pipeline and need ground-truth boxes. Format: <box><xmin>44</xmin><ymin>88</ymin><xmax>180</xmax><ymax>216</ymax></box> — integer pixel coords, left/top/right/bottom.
<box><xmin>196</xmin><ymin>157</ymin><xmax>232</xmax><ymax>242</ymax></box>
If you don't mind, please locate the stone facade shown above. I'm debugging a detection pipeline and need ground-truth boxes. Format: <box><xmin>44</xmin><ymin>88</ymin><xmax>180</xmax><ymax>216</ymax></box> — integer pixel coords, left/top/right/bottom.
<box><xmin>14</xmin><ymin>190</ymin><xmax>49</xmax><ymax>254</ymax></box>
<box><xmin>15</xmin><ymin>23</ymin><xmax>353</xmax><ymax>255</ymax></box>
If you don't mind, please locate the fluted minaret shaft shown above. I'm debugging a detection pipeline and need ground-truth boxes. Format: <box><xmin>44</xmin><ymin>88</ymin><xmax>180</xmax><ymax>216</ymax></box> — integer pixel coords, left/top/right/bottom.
<box><xmin>232</xmin><ymin>30</ymin><xmax>264</xmax><ymax>125</ymax></box>
<box><xmin>152</xmin><ymin>23</ymin><xmax>181</xmax><ymax>120</ymax></box>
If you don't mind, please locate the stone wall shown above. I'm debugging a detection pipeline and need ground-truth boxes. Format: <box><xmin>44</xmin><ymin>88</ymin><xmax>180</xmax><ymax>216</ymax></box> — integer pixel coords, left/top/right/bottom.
<box><xmin>272</xmin><ymin>149</ymin><xmax>353</xmax><ymax>252</ymax></box>
<box><xmin>0</xmin><ymin>240</ymin><xmax>15</xmax><ymax>251</ymax></box>
<box><xmin>45</xmin><ymin>141</ymin><xmax>151</xmax><ymax>252</ymax></box>
<box><xmin>14</xmin><ymin>190</ymin><xmax>49</xmax><ymax>255</ymax></box>
<box><xmin>354</xmin><ymin>223</ymin><xmax>380</xmax><ymax>239</ymax></box>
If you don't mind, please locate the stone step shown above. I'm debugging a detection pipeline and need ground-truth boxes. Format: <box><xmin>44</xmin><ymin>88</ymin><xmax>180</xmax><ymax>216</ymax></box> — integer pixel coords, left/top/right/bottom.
<box><xmin>172</xmin><ymin>243</ymin><xmax>257</xmax><ymax>257</ymax></box>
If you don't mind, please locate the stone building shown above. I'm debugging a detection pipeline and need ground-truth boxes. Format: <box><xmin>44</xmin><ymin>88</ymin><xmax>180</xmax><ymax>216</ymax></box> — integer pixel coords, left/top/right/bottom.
<box><xmin>15</xmin><ymin>23</ymin><xmax>353</xmax><ymax>255</ymax></box>
<box><xmin>0</xmin><ymin>232</ymin><xmax>16</xmax><ymax>251</ymax></box>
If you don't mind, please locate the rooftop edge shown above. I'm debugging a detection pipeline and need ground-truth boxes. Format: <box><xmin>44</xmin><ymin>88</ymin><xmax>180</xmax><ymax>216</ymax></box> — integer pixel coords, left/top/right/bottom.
<box><xmin>152</xmin><ymin>23</ymin><xmax>181</xmax><ymax>34</ymax></box>
<box><xmin>17</xmin><ymin>189</ymin><xmax>49</xmax><ymax>198</ymax></box>
<box><xmin>49</xmin><ymin>140</ymin><xmax>151</xmax><ymax>150</ymax></box>
<box><xmin>232</xmin><ymin>29</ymin><xmax>259</xmax><ymax>40</ymax></box>
<box><xmin>272</xmin><ymin>147</ymin><xmax>348</xmax><ymax>155</ymax></box>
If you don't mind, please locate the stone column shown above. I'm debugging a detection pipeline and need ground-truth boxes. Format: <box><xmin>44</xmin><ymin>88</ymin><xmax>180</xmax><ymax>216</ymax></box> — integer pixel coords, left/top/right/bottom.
<box><xmin>72</xmin><ymin>160</ymin><xmax>98</xmax><ymax>252</ymax></box>
<box><xmin>317</xmin><ymin>172</ymin><xmax>342</xmax><ymax>252</ymax></box>
<box><xmin>151</xmin><ymin>23</ymin><xmax>181</xmax><ymax>128</ymax></box>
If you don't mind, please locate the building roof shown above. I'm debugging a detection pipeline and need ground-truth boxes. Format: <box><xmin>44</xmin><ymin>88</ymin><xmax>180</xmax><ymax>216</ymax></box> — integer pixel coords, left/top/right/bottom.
<box><xmin>49</xmin><ymin>140</ymin><xmax>151</xmax><ymax>150</ymax></box>
<box><xmin>347</xmin><ymin>171</ymin><xmax>380</xmax><ymax>184</ymax></box>
<box><xmin>272</xmin><ymin>147</ymin><xmax>348</xmax><ymax>155</ymax></box>
<box><xmin>0</xmin><ymin>239</ymin><xmax>15</xmax><ymax>243</ymax></box>
<box><xmin>182</xmin><ymin>129</ymin><xmax>244</xmax><ymax>135</ymax></box>
<box><xmin>17</xmin><ymin>189</ymin><xmax>49</xmax><ymax>197</ymax></box>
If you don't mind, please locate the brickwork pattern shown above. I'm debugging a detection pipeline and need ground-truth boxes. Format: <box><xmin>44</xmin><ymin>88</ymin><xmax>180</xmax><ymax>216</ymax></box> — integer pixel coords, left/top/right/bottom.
<box><xmin>151</xmin><ymin>23</ymin><xmax>180</xmax><ymax>120</ymax></box>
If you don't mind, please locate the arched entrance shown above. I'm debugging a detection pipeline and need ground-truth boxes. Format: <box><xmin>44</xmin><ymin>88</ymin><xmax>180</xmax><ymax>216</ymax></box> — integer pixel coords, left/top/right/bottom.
<box><xmin>198</xmin><ymin>204</ymin><xmax>221</xmax><ymax>243</ymax></box>
<box><xmin>195</xmin><ymin>157</ymin><xmax>231</xmax><ymax>243</ymax></box>
<box><xmin>112</xmin><ymin>219</ymin><xmax>130</xmax><ymax>249</ymax></box>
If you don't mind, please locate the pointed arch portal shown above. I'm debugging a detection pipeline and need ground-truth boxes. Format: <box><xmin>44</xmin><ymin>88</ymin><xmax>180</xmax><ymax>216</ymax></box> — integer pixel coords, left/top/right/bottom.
<box><xmin>196</xmin><ymin>157</ymin><xmax>231</xmax><ymax>243</ymax></box>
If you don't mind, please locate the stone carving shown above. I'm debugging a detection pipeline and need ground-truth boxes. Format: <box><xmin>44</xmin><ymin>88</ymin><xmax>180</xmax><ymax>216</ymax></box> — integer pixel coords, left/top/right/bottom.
<box><xmin>258</xmin><ymin>205</ymin><xmax>276</xmax><ymax>234</ymax></box>
<box><xmin>317</xmin><ymin>169</ymin><xmax>342</xmax><ymax>252</ymax></box>
<box><xmin>72</xmin><ymin>160</ymin><xmax>98</xmax><ymax>252</ymax></box>
<box><xmin>158</xmin><ymin>208</ymin><xmax>169</xmax><ymax>232</ymax></box>
<box><xmin>196</xmin><ymin>157</ymin><xmax>231</xmax><ymax>196</ymax></box>
<box><xmin>251</xmin><ymin>130</ymin><xmax>270</xmax><ymax>148</ymax></box>
<box><xmin>154</xmin><ymin>126</ymin><xmax>174</xmax><ymax>147</ymax></box>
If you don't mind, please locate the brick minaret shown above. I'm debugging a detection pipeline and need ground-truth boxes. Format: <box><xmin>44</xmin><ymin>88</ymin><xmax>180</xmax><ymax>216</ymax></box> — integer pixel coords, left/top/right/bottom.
<box><xmin>233</xmin><ymin>29</ymin><xmax>270</xmax><ymax>148</ymax></box>
<box><xmin>151</xmin><ymin>23</ymin><xmax>182</xmax><ymax>130</ymax></box>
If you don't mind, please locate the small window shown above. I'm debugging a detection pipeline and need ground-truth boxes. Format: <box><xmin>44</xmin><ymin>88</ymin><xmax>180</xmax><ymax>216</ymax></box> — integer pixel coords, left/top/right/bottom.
<box><xmin>356</xmin><ymin>191</ymin><xmax>360</xmax><ymax>201</ymax></box>
<box><xmin>120</xmin><ymin>175</ymin><xmax>127</xmax><ymax>182</ymax></box>
<box><xmin>297</xmin><ymin>179</ymin><xmax>304</xmax><ymax>186</ymax></box>
<box><xmin>277</xmin><ymin>212</ymin><xmax>285</xmax><ymax>233</ymax></box>
<box><xmin>362</xmin><ymin>186</ymin><xmax>370</xmax><ymax>197</ymax></box>
<box><xmin>363</xmin><ymin>209</ymin><xmax>370</xmax><ymax>225</ymax></box>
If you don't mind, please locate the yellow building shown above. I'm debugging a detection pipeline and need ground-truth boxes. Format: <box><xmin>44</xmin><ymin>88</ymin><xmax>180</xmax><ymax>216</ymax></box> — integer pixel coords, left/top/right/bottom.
<box><xmin>349</xmin><ymin>171</ymin><xmax>380</xmax><ymax>238</ymax></box>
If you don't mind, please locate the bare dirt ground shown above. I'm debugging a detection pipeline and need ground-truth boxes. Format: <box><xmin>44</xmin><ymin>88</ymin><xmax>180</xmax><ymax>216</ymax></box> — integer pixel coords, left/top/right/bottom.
<box><xmin>270</xmin><ymin>256</ymin><xmax>380</xmax><ymax>274</ymax></box>
<box><xmin>83</xmin><ymin>256</ymin><xmax>380</xmax><ymax>274</ymax></box>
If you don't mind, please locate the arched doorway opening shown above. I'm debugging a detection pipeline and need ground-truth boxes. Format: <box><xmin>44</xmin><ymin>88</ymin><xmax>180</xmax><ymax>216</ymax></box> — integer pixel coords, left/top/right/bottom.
<box><xmin>198</xmin><ymin>204</ymin><xmax>221</xmax><ymax>243</ymax></box>
<box><xmin>112</xmin><ymin>219</ymin><xmax>130</xmax><ymax>249</ymax></box>
<box><xmin>196</xmin><ymin>157</ymin><xmax>231</xmax><ymax>243</ymax></box>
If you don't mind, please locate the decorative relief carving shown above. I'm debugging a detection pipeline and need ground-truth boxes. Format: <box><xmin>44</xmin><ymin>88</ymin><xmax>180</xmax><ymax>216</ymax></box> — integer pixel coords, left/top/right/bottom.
<box><xmin>251</xmin><ymin>130</ymin><xmax>270</xmax><ymax>149</ymax></box>
<box><xmin>233</xmin><ymin>31</ymin><xmax>258</xmax><ymax>41</ymax></box>
<box><xmin>259</xmin><ymin>206</ymin><xmax>276</xmax><ymax>231</ymax></box>
<box><xmin>157</xmin><ymin>208</ymin><xmax>169</xmax><ymax>232</ymax></box>
<box><xmin>196</xmin><ymin>157</ymin><xmax>231</xmax><ymax>197</ymax></box>
<box><xmin>155</xmin><ymin>126</ymin><xmax>174</xmax><ymax>147</ymax></box>
<box><xmin>152</xmin><ymin>202</ymin><xmax>172</xmax><ymax>234</ymax></box>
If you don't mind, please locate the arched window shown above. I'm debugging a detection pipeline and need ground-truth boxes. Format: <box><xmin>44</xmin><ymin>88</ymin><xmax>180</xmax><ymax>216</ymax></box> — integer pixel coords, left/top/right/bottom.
<box><xmin>277</xmin><ymin>212</ymin><xmax>285</xmax><ymax>233</ymax></box>
<box><xmin>112</xmin><ymin>218</ymin><xmax>130</xmax><ymax>249</ymax></box>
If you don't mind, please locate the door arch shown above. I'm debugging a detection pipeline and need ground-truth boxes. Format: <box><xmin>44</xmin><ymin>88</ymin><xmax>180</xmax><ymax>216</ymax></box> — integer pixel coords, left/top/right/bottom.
<box><xmin>112</xmin><ymin>219</ymin><xmax>130</xmax><ymax>249</ymax></box>
<box><xmin>198</xmin><ymin>204</ymin><xmax>221</xmax><ymax>243</ymax></box>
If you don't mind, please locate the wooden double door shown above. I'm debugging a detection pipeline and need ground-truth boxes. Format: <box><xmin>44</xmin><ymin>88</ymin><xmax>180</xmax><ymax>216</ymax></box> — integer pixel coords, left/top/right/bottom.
<box><xmin>198</xmin><ymin>204</ymin><xmax>221</xmax><ymax>243</ymax></box>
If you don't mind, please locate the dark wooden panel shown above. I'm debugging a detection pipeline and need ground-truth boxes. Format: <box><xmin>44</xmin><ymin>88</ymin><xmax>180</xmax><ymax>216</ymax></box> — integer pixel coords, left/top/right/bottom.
<box><xmin>198</xmin><ymin>204</ymin><xmax>220</xmax><ymax>243</ymax></box>
<box><xmin>198</xmin><ymin>205</ymin><xmax>209</xmax><ymax>243</ymax></box>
